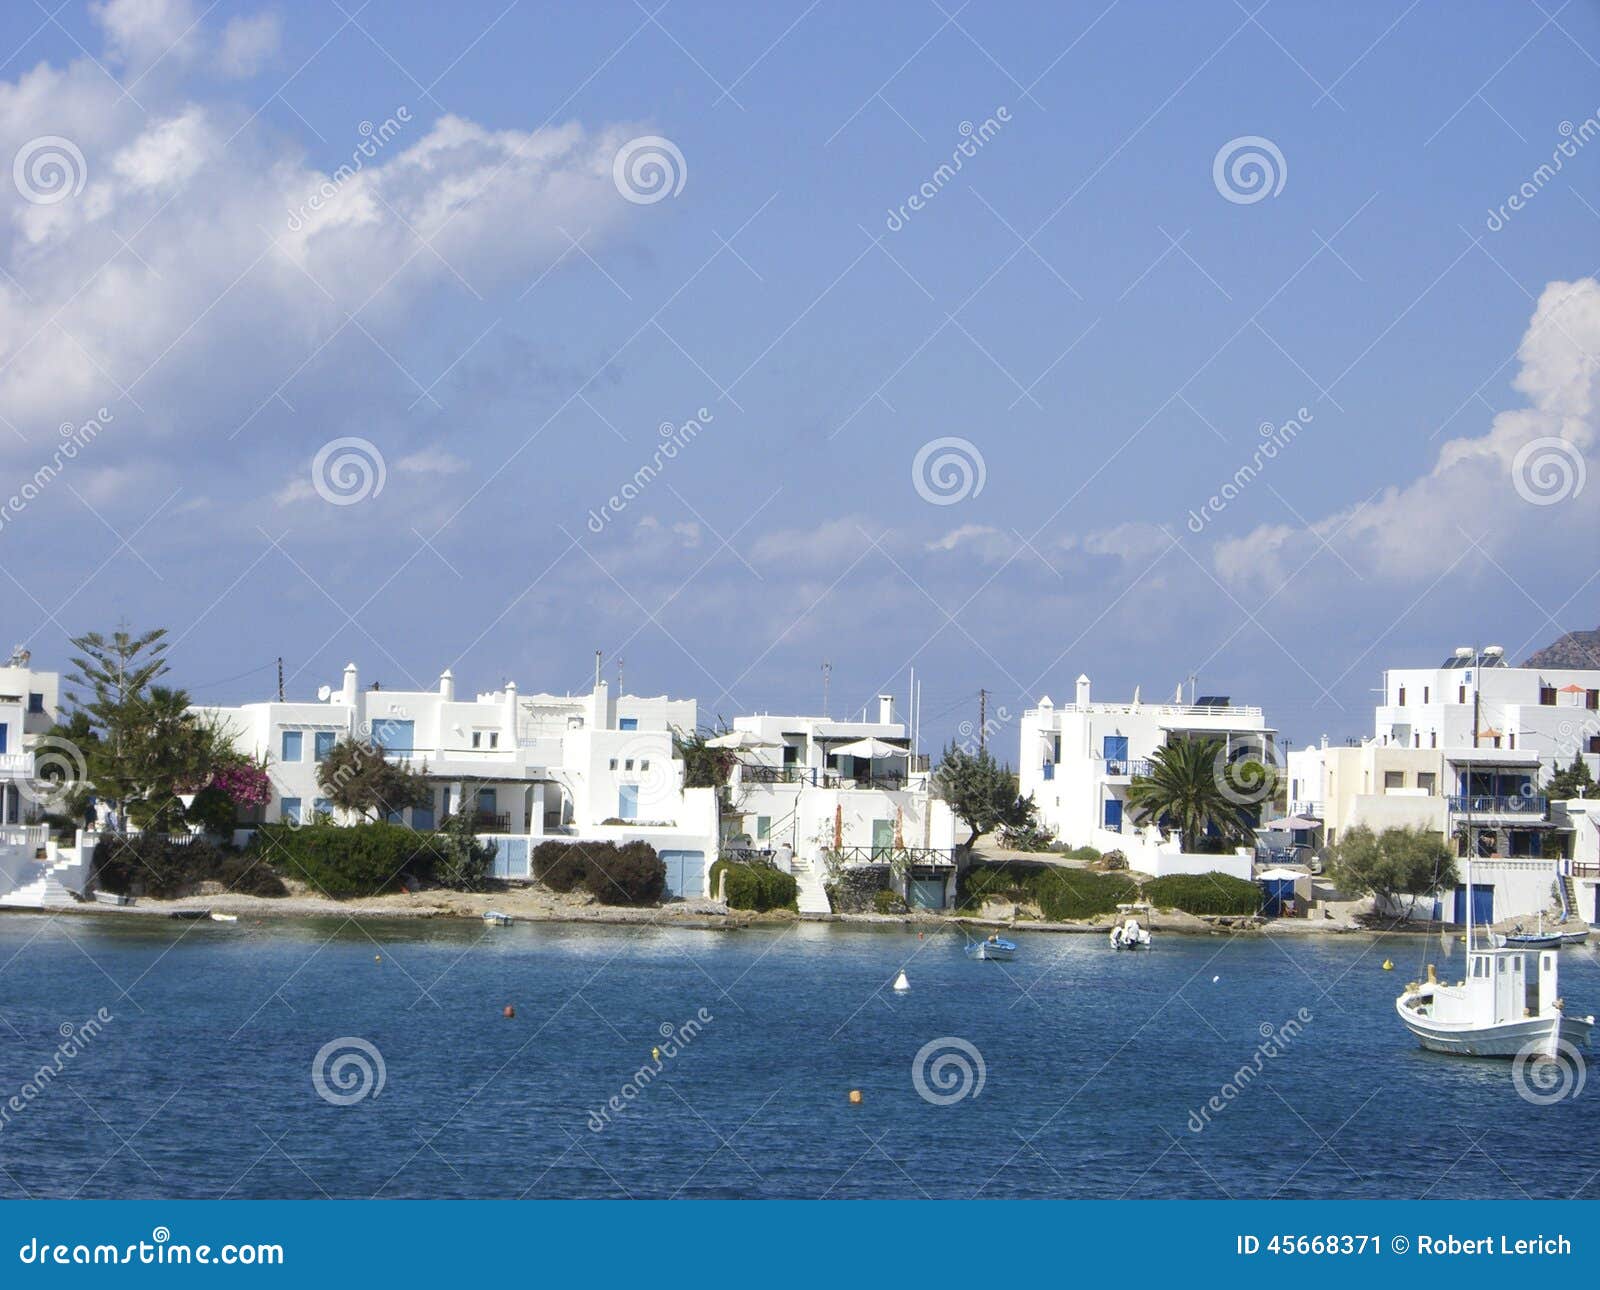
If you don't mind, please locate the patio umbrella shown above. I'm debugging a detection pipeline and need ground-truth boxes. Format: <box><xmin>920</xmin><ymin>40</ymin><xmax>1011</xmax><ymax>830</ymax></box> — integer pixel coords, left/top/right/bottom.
<box><xmin>834</xmin><ymin>803</ymin><xmax>843</xmax><ymax>851</ymax></box>
<box><xmin>1261</xmin><ymin>814</ymin><xmax>1319</xmax><ymax>830</ymax></box>
<box><xmin>830</xmin><ymin>736</ymin><xmax>908</xmax><ymax>760</ymax></box>
<box><xmin>894</xmin><ymin>807</ymin><xmax>904</xmax><ymax>849</ymax></box>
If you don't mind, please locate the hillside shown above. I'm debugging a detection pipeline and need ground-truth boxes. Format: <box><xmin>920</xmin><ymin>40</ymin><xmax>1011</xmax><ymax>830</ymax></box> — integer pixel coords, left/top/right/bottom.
<box><xmin>1523</xmin><ymin>626</ymin><xmax>1600</xmax><ymax>670</ymax></box>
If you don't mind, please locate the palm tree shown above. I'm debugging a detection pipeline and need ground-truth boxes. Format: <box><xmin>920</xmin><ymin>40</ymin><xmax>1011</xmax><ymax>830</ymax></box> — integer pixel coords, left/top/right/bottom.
<box><xmin>1124</xmin><ymin>738</ymin><xmax>1254</xmax><ymax>852</ymax></box>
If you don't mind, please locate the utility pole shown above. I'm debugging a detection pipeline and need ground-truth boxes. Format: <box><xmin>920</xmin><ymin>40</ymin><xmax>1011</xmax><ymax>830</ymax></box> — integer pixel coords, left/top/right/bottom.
<box><xmin>978</xmin><ymin>689</ymin><xmax>988</xmax><ymax>755</ymax></box>
<box><xmin>277</xmin><ymin>656</ymin><xmax>284</xmax><ymax>702</ymax></box>
<box><xmin>821</xmin><ymin>661</ymin><xmax>831</xmax><ymax>717</ymax></box>
<box><xmin>616</xmin><ymin>656</ymin><xmax>624</xmax><ymax>693</ymax></box>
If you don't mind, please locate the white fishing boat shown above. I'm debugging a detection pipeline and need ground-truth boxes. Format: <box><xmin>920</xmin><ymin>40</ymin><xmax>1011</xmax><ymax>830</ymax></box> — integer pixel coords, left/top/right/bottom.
<box><xmin>965</xmin><ymin>933</ymin><xmax>1017</xmax><ymax>961</ymax></box>
<box><xmin>1396</xmin><ymin>859</ymin><xmax>1594</xmax><ymax>1057</ymax></box>
<box><xmin>208</xmin><ymin>912</ymin><xmax>238</xmax><ymax>923</ymax></box>
<box><xmin>481</xmin><ymin>910</ymin><xmax>513</xmax><ymax>926</ymax></box>
<box><xmin>1109</xmin><ymin>903</ymin><xmax>1153</xmax><ymax>951</ymax></box>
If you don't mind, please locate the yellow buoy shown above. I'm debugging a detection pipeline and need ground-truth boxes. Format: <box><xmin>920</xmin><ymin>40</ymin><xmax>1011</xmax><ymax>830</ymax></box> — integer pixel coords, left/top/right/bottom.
<box><xmin>1382</xmin><ymin>959</ymin><xmax>1393</xmax><ymax>971</ymax></box>
<box><xmin>652</xmin><ymin>1047</ymin><xmax>660</xmax><ymax>1061</ymax></box>
<box><xmin>848</xmin><ymin>1089</ymin><xmax>863</xmax><ymax>1105</ymax></box>
<box><xmin>374</xmin><ymin>954</ymin><xmax>382</xmax><ymax>963</ymax></box>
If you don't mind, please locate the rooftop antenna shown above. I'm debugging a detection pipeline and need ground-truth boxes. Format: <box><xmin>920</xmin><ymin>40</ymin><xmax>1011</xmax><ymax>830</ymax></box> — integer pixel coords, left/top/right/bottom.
<box><xmin>616</xmin><ymin>655</ymin><xmax>624</xmax><ymax>693</ymax></box>
<box><xmin>277</xmin><ymin>656</ymin><xmax>284</xmax><ymax>702</ymax></box>
<box><xmin>822</xmin><ymin>660</ymin><xmax>831</xmax><ymax>717</ymax></box>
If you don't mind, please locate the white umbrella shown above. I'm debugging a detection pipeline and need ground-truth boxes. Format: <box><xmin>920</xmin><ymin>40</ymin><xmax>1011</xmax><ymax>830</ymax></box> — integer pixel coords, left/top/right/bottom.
<box><xmin>1261</xmin><ymin>814</ymin><xmax>1319</xmax><ymax>830</ymax></box>
<box><xmin>831</xmin><ymin>736</ymin><xmax>909</xmax><ymax>760</ymax></box>
<box><xmin>705</xmin><ymin>731</ymin><xmax>782</xmax><ymax>750</ymax></box>
<box><xmin>1255</xmin><ymin>867</ymin><xmax>1307</xmax><ymax>881</ymax></box>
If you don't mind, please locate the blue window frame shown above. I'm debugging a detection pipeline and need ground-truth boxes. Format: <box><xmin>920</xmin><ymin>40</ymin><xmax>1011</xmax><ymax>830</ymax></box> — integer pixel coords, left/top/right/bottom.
<box><xmin>27</xmin><ymin>693</ymin><xmax>44</xmax><ymax>714</ymax></box>
<box><xmin>313</xmin><ymin>798</ymin><xmax>333</xmax><ymax>819</ymax></box>
<box><xmin>1104</xmin><ymin>798</ymin><xmax>1123</xmax><ymax>831</ymax></box>
<box><xmin>281</xmin><ymin>730</ymin><xmax>303</xmax><ymax>762</ymax></box>
<box><xmin>619</xmin><ymin>717</ymin><xmax>638</xmax><ymax>731</ymax></box>
<box><xmin>1042</xmin><ymin>762</ymin><xmax>1054</xmax><ymax>781</ymax></box>
<box><xmin>371</xmin><ymin>719</ymin><xmax>414</xmax><ymax>756</ymax></box>
<box><xmin>477</xmin><ymin>788</ymin><xmax>497</xmax><ymax>814</ymax></box>
<box><xmin>281</xmin><ymin>796</ymin><xmax>302</xmax><ymax>825</ymax></box>
<box><xmin>0</xmin><ymin>723</ymin><xmax>7</xmax><ymax>754</ymax></box>
<box><xmin>314</xmin><ymin>731</ymin><xmax>337</xmax><ymax>761</ymax></box>
<box><xmin>618</xmin><ymin>784</ymin><xmax>639</xmax><ymax>821</ymax></box>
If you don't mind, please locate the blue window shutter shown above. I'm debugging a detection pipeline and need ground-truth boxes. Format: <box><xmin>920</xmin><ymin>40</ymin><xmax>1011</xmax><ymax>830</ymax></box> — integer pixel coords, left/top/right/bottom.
<box><xmin>314</xmin><ymin>731</ymin><xmax>336</xmax><ymax>761</ymax></box>
<box><xmin>1104</xmin><ymin>798</ymin><xmax>1123</xmax><ymax>829</ymax></box>
<box><xmin>281</xmin><ymin>730</ymin><xmax>302</xmax><ymax>762</ymax></box>
<box><xmin>0</xmin><ymin>723</ymin><xmax>7</xmax><ymax>754</ymax></box>
<box><xmin>281</xmin><ymin>797</ymin><xmax>302</xmax><ymax>824</ymax></box>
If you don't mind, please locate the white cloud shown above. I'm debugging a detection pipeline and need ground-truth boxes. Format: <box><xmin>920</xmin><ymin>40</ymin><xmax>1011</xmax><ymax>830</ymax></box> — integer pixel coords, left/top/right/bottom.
<box><xmin>1214</xmin><ymin>278</ymin><xmax>1600</xmax><ymax>589</ymax></box>
<box><xmin>92</xmin><ymin>0</ymin><xmax>203</xmax><ymax>71</ymax></box>
<box><xmin>396</xmin><ymin>448</ymin><xmax>468</xmax><ymax>475</ymax></box>
<box><xmin>216</xmin><ymin>12</ymin><xmax>281</xmax><ymax>78</ymax></box>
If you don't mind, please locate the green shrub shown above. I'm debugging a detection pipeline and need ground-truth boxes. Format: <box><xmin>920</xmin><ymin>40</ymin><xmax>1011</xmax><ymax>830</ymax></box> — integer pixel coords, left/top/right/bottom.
<box><xmin>532</xmin><ymin>840</ymin><xmax>589</xmax><ymax>892</ymax></box>
<box><xmin>715</xmin><ymin>861</ymin><xmax>797</xmax><ymax>911</ymax></box>
<box><xmin>1031</xmin><ymin>867</ymin><xmax>1138</xmax><ymax>920</ymax></box>
<box><xmin>1061</xmin><ymin>845</ymin><xmax>1102</xmax><ymax>861</ymax></box>
<box><xmin>254</xmin><ymin>822</ymin><xmax>433</xmax><ymax>898</ymax></box>
<box><xmin>581</xmin><ymin>841</ymin><xmax>666</xmax><ymax>906</ymax></box>
<box><xmin>872</xmin><ymin>888</ymin><xmax>905</xmax><ymax>915</ymax></box>
<box><xmin>957</xmin><ymin>860</ymin><xmax>1037</xmax><ymax>908</ymax></box>
<box><xmin>1143</xmin><ymin>872</ymin><xmax>1261</xmax><ymax>916</ymax></box>
<box><xmin>92</xmin><ymin>834</ymin><xmax>287</xmax><ymax>899</ymax></box>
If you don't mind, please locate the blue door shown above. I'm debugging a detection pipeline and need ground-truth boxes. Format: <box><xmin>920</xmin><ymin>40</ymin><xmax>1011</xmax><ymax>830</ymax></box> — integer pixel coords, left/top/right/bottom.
<box><xmin>1452</xmin><ymin>884</ymin><xmax>1494</xmax><ymax>926</ymax></box>
<box><xmin>909</xmin><ymin>877</ymin><xmax>947</xmax><ymax>909</ymax></box>
<box><xmin>1103</xmin><ymin>798</ymin><xmax>1123</xmax><ymax>831</ymax></box>
<box><xmin>617</xmin><ymin>785</ymin><xmax>638</xmax><ymax>821</ymax></box>
<box><xmin>1103</xmin><ymin>735</ymin><xmax>1128</xmax><ymax>773</ymax></box>
<box><xmin>659</xmin><ymin>850</ymin><xmax>705</xmax><ymax>898</ymax></box>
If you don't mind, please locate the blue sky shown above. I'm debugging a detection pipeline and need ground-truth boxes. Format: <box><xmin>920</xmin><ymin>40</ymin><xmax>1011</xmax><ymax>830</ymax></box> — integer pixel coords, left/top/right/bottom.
<box><xmin>1</xmin><ymin>0</ymin><xmax>1596</xmax><ymax>757</ymax></box>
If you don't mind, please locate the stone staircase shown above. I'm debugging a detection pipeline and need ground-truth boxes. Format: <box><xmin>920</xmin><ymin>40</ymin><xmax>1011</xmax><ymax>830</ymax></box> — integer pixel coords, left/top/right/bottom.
<box><xmin>0</xmin><ymin>838</ymin><xmax>89</xmax><ymax>910</ymax></box>
<box><xmin>787</xmin><ymin>854</ymin><xmax>832</xmax><ymax>915</ymax></box>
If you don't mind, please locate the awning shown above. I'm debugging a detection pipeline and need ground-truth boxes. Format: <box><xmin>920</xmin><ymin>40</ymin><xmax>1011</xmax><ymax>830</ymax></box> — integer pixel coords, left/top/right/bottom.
<box><xmin>1261</xmin><ymin>814</ymin><xmax>1320</xmax><ymax>830</ymax></box>
<box><xmin>1256</xmin><ymin>867</ymin><xmax>1306</xmax><ymax>881</ymax></box>
<box><xmin>706</xmin><ymin>731</ymin><xmax>782</xmax><ymax>750</ymax></box>
<box><xmin>831</xmin><ymin>737</ymin><xmax>908</xmax><ymax>760</ymax></box>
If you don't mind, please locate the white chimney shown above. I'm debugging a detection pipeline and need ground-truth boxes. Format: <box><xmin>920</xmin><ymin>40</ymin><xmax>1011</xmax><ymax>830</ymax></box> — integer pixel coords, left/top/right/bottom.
<box><xmin>1076</xmin><ymin>674</ymin><xmax>1091</xmax><ymax>707</ymax></box>
<box><xmin>439</xmin><ymin>668</ymin><xmax>454</xmax><ymax>701</ymax></box>
<box><xmin>341</xmin><ymin>662</ymin><xmax>359</xmax><ymax>707</ymax></box>
<box><xmin>877</xmin><ymin>694</ymin><xmax>894</xmax><ymax>725</ymax></box>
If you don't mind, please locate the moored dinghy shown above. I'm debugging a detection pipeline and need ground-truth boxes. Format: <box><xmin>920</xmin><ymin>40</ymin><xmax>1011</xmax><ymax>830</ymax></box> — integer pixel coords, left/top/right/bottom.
<box><xmin>1109</xmin><ymin>902</ymin><xmax>1153</xmax><ymax>951</ymax></box>
<box><xmin>965</xmin><ymin>933</ymin><xmax>1017</xmax><ymax>961</ymax></box>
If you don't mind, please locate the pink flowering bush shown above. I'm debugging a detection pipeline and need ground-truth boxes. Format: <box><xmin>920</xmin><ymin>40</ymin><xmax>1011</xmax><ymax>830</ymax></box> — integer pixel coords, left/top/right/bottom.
<box><xmin>211</xmin><ymin>758</ymin><xmax>272</xmax><ymax>808</ymax></box>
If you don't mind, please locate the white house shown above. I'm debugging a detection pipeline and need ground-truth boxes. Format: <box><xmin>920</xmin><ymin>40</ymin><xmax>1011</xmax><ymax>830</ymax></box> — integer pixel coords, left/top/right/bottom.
<box><xmin>0</xmin><ymin>645</ymin><xmax>61</xmax><ymax>827</ymax></box>
<box><xmin>195</xmin><ymin>662</ymin><xmax>719</xmax><ymax>897</ymax></box>
<box><xmin>723</xmin><ymin>697</ymin><xmax>958</xmax><ymax>912</ymax></box>
<box><xmin>1017</xmin><ymin>673</ymin><xmax>1274</xmax><ymax>873</ymax></box>
<box><xmin>1373</xmin><ymin>644</ymin><xmax>1600</xmax><ymax>777</ymax></box>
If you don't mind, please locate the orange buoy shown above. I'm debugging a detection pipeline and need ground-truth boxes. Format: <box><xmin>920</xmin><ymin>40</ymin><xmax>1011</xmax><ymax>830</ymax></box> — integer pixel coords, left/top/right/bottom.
<box><xmin>848</xmin><ymin>1089</ymin><xmax>863</xmax><ymax>1105</ymax></box>
<box><xmin>503</xmin><ymin>1004</ymin><xmax>516</xmax><ymax>1019</ymax></box>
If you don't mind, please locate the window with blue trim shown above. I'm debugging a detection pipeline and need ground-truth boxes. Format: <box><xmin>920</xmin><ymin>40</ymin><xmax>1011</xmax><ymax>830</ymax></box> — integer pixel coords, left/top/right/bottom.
<box><xmin>0</xmin><ymin>723</ymin><xmax>7</xmax><ymax>754</ymax></box>
<box><xmin>412</xmin><ymin>793</ymin><xmax>435</xmax><ymax>830</ymax></box>
<box><xmin>619</xmin><ymin>717</ymin><xmax>638</xmax><ymax>731</ymax></box>
<box><xmin>371</xmin><ymin>719</ymin><xmax>414</xmax><ymax>755</ymax></box>
<box><xmin>281</xmin><ymin>730</ymin><xmax>303</xmax><ymax>762</ymax></box>
<box><xmin>618</xmin><ymin>784</ymin><xmax>638</xmax><ymax>821</ymax></box>
<box><xmin>1042</xmin><ymin>762</ymin><xmax>1054</xmax><ymax>780</ymax></box>
<box><xmin>1104</xmin><ymin>798</ymin><xmax>1123</xmax><ymax>830</ymax></box>
<box><xmin>314</xmin><ymin>731</ymin><xmax>336</xmax><ymax>761</ymax></box>
<box><xmin>27</xmin><ymin>693</ymin><xmax>44</xmax><ymax>714</ymax></box>
<box><xmin>281</xmin><ymin>797</ymin><xmax>302</xmax><ymax>824</ymax></box>
<box><xmin>313</xmin><ymin>798</ymin><xmax>333</xmax><ymax>820</ymax></box>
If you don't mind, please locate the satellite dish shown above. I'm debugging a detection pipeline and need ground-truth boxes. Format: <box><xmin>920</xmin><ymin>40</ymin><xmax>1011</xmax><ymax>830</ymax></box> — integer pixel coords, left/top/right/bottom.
<box><xmin>316</xmin><ymin>685</ymin><xmax>332</xmax><ymax>702</ymax></box>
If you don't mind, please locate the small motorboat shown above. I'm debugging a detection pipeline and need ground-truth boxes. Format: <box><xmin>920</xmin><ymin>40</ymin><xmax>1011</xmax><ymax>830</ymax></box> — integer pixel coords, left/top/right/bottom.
<box><xmin>92</xmin><ymin>890</ymin><xmax>133</xmax><ymax>906</ymax></box>
<box><xmin>1491</xmin><ymin>914</ymin><xmax>1591</xmax><ymax>949</ymax></box>
<box><xmin>168</xmin><ymin>909</ymin><xmax>210</xmax><ymax>921</ymax></box>
<box><xmin>481</xmin><ymin>910</ymin><xmax>513</xmax><ymax>926</ymax></box>
<box><xmin>1109</xmin><ymin>903</ymin><xmax>1153</xmax><ymax>951</ymax></box>
<box><xmin>209</xmin><ymin>912</ymin><xmax>238</xmax><ymax>923</ymax></box>
<box><xmin>965</xmin><ymin>933</ymin><xmax>1017</xmax><ymax>961</ymax></box>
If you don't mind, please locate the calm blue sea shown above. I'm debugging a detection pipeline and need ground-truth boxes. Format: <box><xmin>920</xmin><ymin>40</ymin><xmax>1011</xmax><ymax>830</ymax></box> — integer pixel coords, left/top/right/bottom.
<box><xmin>0</xmin><ymin>915</ymin><xmax>1593</xmax><ymax>1200</ymax></box>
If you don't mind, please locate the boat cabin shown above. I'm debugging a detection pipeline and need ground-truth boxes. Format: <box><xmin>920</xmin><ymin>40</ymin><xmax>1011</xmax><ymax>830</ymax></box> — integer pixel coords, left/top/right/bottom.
<box><xmin>1429</xmin><ymin>948</ymin><xmax>1559</xmax><ymax>1026</ymax></box>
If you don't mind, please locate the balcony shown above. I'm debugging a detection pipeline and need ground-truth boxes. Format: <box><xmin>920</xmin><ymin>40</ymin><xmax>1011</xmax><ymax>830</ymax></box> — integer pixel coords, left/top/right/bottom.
<box><xmin>470</xmin><ymin>811</ymin><xmax>511</xmax><ymax>831</ymax></box>
<box><xmin>0</xmin><ymin>752</ymin><xmax>34</xmax><ymax>776</ymax></box>
<box><xmin>1104</xmin><ymin>758</ymin><xmax>1153</xmax><ymax>779</ymax></box>
<box><xmin>1447</xmin><ymin>795</ymin><xmax>1547</xmax><ymax>817</ymax></box>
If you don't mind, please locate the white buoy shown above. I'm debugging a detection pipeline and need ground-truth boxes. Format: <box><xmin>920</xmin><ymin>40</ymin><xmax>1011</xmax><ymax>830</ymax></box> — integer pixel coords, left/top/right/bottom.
<box><xmin>1212</xmin><ymin>975</ymin><xmax>1220</xmax><ymax>983</ymax></box>
<box><xmin>892</xmin><ymin>970</ymin><xmax>910</xmax><ymax>992</ymax></box>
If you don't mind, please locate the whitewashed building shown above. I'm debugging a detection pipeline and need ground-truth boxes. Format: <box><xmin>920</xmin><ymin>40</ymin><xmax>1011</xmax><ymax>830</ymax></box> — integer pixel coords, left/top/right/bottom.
<box><xmin>196</xmin><ymin>663</ymin><xmax>719</xmax><ymax>897</ymax></box>
<box><xmin>1017</xmin><ymin>674</ymin><xmax>1274</xmax><ymax>873</ymax></box>
<box><xmin>723</xmin><ymin>698</ymin><xmax>958</xmax><ymax>912</ymax></box>
<box><xmin>0</xmin><ymin>646</ymin><xmax>60</xmax><ymax>827</ymax></box>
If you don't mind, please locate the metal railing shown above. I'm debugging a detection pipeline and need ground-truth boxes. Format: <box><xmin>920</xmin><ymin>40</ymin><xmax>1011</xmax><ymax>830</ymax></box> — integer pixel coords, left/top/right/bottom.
<box><xmin>824</xmin><ymin>845</ymin><xmax>955</xmax><ymax>868</ymax></box>
<box><xmin>735</xmin><ymin>765</ymin><xmax>917</xmax><ymax>791</ymax></box>
<box><xmin>1105</xmin><ymin>758</ymin><xmax>1152</xmax><ymax>778</ymax></box>
<box><xmin>1447</xmin><ymin>795</ymin><xmax>1547</xmax><ymax>815</ymax></box>
<box><xmin>0</xmin><ymin>752</ymin><xmax>34</xmax><ymax>775</ymax></box>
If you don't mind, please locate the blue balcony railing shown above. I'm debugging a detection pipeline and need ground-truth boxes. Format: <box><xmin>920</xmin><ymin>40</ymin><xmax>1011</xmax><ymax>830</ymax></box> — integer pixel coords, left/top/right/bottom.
<box><xmin>1106</xmin><ymin>758</ymin><xmax>1153</xmax><ymax>778</ymax></box>
<box><xmin>1447</xmin><ymin>794</ymin><xmax>1547</xmax><ymax>816</ymax></box>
